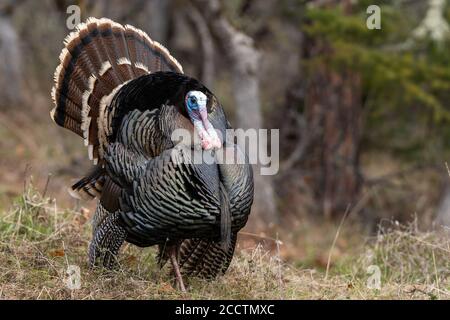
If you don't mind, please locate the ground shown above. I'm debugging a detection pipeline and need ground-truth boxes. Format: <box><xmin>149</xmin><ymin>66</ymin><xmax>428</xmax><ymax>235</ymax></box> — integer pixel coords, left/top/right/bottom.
<box><xmin>0</xmin><ymin>183</ymin><xmax>449</xmax><ymax>300</ymax></box>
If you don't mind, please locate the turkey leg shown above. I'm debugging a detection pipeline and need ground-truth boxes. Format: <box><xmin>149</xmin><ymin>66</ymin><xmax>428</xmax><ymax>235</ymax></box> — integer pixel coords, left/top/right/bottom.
<box><xmin>169</xmin><ymin>246</ymin><xmax>186</xmax><ymax>292</ymax></box>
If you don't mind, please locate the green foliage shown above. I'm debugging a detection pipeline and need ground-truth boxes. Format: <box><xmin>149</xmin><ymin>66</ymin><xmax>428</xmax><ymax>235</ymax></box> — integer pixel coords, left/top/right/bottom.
<box><xmin>301</xmin><ymin>4</ymin><xmax>450</xmax><ymax>160</ymax></box>
<box><xmin>0</xmin><ymin>184</ymin><xmax>59</xmax><ymax>242</ymax></box>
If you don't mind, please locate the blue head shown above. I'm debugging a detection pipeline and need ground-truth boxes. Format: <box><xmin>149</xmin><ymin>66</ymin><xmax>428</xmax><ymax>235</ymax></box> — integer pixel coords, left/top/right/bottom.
<box><xmin>184</xmin><ymin>90</ymin><xmax>221</xmax><ymax>150</ymax></box>
<box><xmin>185</xmin><ymin>91</ymin><xmax>207</xmax><ymax>118</ymax></box>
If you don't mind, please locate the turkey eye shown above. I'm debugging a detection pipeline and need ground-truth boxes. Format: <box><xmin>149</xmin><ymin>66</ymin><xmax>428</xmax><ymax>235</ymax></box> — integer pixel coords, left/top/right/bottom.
<box><xmin>189</xmin><ymin>96</ymin><xmax>197</xmax><ymax>105</ymax></box>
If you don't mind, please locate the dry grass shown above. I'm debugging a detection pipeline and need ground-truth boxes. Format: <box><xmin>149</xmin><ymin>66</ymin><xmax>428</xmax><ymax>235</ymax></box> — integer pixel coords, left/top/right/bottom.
<box><xmin>0</xmin><ymin>184</ymin><xmax>449</xmax><ymax>300</ymax></box>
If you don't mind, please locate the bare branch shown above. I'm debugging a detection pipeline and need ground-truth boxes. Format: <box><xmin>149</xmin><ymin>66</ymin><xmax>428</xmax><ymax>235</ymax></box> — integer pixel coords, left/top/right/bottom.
<box><xmin>413</xmin><ymin>0</ymin><xmax>449</xmax><ymax>42</ymax></box>
<box><xmin>183</xmin><ymin>4</ymin><xmax>215</xmax><ymax>87</ymax></box>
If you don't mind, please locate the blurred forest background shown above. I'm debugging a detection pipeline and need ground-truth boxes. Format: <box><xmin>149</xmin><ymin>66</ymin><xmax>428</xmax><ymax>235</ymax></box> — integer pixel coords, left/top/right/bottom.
<box><xmin>0</xmin><ymin>0</ymin><xmax>450</xmax><ymax>264</ymax></box>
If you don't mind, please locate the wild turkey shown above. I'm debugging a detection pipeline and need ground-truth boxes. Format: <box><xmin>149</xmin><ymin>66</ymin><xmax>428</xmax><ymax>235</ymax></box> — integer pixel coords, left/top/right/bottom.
<box><xmin>51</xmin><ymin>17</ymin><xmax>253</xmax><ymax>290</ymax></box>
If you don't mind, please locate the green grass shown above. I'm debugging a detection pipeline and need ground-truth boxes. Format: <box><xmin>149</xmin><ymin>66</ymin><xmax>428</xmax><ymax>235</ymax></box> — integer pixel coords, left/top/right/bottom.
<box><xmin>0</xmin><ymin>184</ymin><xmax>449</xmax><ymax>299</ymax></box>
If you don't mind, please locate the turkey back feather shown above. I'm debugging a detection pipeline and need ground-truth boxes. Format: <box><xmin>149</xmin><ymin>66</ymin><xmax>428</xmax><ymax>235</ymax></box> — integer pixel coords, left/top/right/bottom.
<box><xmin>51</xmin><ymin>17</ymin><xmax>183</xmax><ymax>164</ymax></box>
<box><xmin>219</xmin><ymin>183</ymin><xmax>232</xmax><ymax>251</ymax></box>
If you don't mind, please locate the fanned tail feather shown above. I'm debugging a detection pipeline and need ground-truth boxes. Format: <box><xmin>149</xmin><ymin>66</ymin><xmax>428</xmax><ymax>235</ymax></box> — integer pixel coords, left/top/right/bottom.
<box><xmin>51</xmin><ymin>17</ymin><xmax>183</xmax><ymax>164</ymax></box>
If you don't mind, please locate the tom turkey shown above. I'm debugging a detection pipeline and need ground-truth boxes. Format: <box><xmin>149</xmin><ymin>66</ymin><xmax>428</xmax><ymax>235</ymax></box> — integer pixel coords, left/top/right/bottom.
<box><xmin>51</xmin><ymin>18</ymin><xmax>253</xmax><ymax>291</ymax></box>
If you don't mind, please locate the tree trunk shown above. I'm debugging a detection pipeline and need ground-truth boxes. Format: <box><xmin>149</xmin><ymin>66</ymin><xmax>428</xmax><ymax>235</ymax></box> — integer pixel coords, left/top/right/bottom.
<box><xmin>192</xmin><ymin>0</ymin><xmax>277</xmax><ymax>227</ymax></box>
<box><xmin>303</xmin><ymin>0</ymin><xmax>362</xmax><ymax>219</ymax></box>
<box><xmin>146</xmin><ymin>0</ymin><xmax>170</xmax><ymax>44</ymax></box>
<box><xmin>305</xmin><ymin>66</ymin><xmax>362</xmax><ymax>218</ymax></box>
<box><xmin>0</xmin><ymin>13</ymin><xmax>23</xmax><ymax>110</ymax></box>
<box><xmin>436</xmin><ymin>182</ymin><xmax>450</xmax><ymax>228</ymax></box>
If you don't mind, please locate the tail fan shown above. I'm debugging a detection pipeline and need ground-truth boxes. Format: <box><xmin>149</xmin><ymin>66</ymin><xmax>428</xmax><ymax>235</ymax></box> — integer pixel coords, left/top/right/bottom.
<box><xmin>51</xmin><ymin>17</ymin><xmax>183</xmax><ymax>164</ymax></box>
